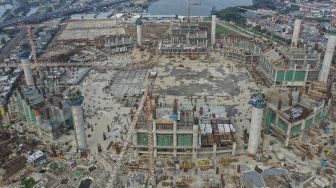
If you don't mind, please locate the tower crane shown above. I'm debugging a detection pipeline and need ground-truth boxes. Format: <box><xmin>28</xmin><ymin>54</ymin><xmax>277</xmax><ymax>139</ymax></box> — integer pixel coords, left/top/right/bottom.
<box><xmin>188</xmin><ymin>0</ymin><xmax>201</xmax><ymax>23</ymax></box>
<box><xmin>16</xmin><ymin>22</ymin><xmax>60</xmax><ymax>68</ymax></box>
<box><xmin>109</xmin><ymin>71</ymin><xmax>157</xmax><ymax>187</ymax></box>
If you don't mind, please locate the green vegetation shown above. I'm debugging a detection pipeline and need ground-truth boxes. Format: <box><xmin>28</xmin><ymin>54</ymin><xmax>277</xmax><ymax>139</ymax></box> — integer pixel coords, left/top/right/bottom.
<box><xmin>22</xmin><ymin>177</ymin><xmax>37</xmax><ymax>188</ymax></box>
<box><xmin>0</xmin><ymin>38</ymin><xmax>6</xmax><ymax>45</ymax></box>
<box><xmin>201</xmin><ymin>23</ymin><xmax>232</xmax><ymax>37</ymax></box>
<box><xmin>216</xmin><ymin>0</ymin><xmax>276</xmax><ymax>26</ymax></box>
<box><xmin>252</xmin><ymin>0</ymin><xmax>276</xmax><ymax>9</ymax></box>
<box><xmin>36</xmin><ymin>4</ymin><xmax>55</xmax><ymax>14</ymax></box>
<box><xmin>132</xmin><ymin>0</ymin><xmax>158</xmax><ymax>9</ymax></box>
<box><xmin>217</xmin><ymin>7</ymin><xmax>247</xmax><ymax>26</ymax></box>
<box><xmin>216</xmin><ymin>25</ymin><xmax>232</xmax><ymax>37</ymax></box>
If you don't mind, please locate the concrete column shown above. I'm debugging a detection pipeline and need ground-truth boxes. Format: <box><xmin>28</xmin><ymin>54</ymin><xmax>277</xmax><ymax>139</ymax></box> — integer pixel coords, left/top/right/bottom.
<box><xmin>292</xmin><ymin>64</ymin><xmax>297</xmax><ymax>84</ymax></box>
<box><xmin>299</xmin><ymin>120</ymin><xmax>306</xmax><ymax>141</ymax></box>
<box><xmin>133</xmin><ymin>130</ymin><xmax>138</xmax><ymax>158</ymax></box>
<box><xmin>285</xmin><ymin>124</ymin><xmax>291</xmax><ymax>146</ymax></box>
<box><xmin>21</xmin><ymin>59</ymin><xmax>34</xmax><ymax>87</ymax></box>
<box><xmin>153</xmin><ymin>120</ymin><xmax>157</xmax><ymax>158</ymax></box>
<box><xmin>34</xmin><ymin>110</ymin><xmax>42</xmax><ymax>137</ymax></box>
<box><xmin>319</xmin><ymin>34</ymin><xmax>336</xmax><ymax>84</ymax></box>
<box><xmin>60</xmin><ymin>109</ymin><xmax>65</xmax><ymax>122</ymax></box>
<box><xmin>7</xmin><ymin>102</ymin><xmax>12</xmax><ymax>117</ymax></box>
<box><xmin>211</xmin><ymin>14</ymin><xmax>216</xmax><ymax>46</ymax></box>
<box><xmin>51</xmin><ymin>106</ymin><xmax>57</xmax><ymax>120</ymax></box>
<box><xmin>72</xmin><ymin>106</ymin><xmax>88</xmax><ymax>151</ymax></box>
<box><xmin>283</xmin><ymin>69</ymin><xmax>287</xmax><ymax>87</ymax></box>
<box><xmin>173</xmin><ymin>121</ymin><xmax>177</xmax><ymax>157</ymax></box>
<box><xmin>27</xmin><ymin>105</ymin><xmax>33</xmax><ymax>123</ymax></box>
<box><xmin>213</xmin><ymin>144</ymin><xmax>217</xmax><ymax>158</ymax></box>
<box><xmin>247</xmin><ymin>107</ymin><xmax>263</xmax><ymax>155</ymax></box>
<box><xmin>192</xmin><ymin>125</ymin><xmax>198</xmax><ymax>160</ymax></box>
<box><xmin>312</xmin><ymin>107</ymin><xmax>317</xmax><ymax>125</ymax></box>
<box><xmin>231</xmin><ymin>142</ymin><xmax>236</xmax><ymax>156</ymax></box>
<box><xmin>48</xmin><ymin>123</ymin><xmax>54</xmax><ymax>143</ymax></box>
<box><xmin>291</xmin><ymin>19</ymin><xmax>302</xmax><ymax>47</ymax></box>
<box><xmin>304</xmin><ymin>64</ymin><xmax>310</xmax><ymax>85</ymax></box>
<box><xmin>136</xmin><ymin>25</ymin><xmax>142</xmax><ymax>46</ymax></box>
<box><xmin>274</xmin><ymin>69</ymin><xmax>278</xmax><ymax>86</ymax></box>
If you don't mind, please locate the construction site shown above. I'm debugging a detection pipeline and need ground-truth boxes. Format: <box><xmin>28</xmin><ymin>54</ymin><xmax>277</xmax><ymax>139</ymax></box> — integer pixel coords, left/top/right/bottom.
<box><xmin>0</xmin><ymin>4</ymin><xmax>335</xmax><ymax>188</ymax></box>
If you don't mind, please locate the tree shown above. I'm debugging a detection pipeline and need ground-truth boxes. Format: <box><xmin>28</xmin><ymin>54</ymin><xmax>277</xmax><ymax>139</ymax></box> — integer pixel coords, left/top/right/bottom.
<box><xmin>22</xmin><ymin>177</ymin><xmax>36</xmax><ymax>188</ymax></box>
<box><xmin>0</xmin><ymin>38</ymin><xmax>6</xmax><ymax>45</ymax></box>
<box><xmin>217</xmin><ymin>7</ymin><xmax>247</xmax><ymax>26</ymax></box>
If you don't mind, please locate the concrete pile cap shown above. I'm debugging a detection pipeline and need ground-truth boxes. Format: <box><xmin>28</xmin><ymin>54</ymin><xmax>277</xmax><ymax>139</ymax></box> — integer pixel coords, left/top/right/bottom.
<box><xmin>18</xmin><ymin>51</ymin><xmax>30</xmax><ymax>60</ymax></box>
<box><xmin>211</xmin><ymin>7</ymin><xmax>218</xmax><ymax>15</ymax></box>
<box><xmin>249</xmin><ymin>93</ymin><xmax>266</xmax><ymax>109</ymax></box>
<box><xmin>135</xmin><ymin>18</ymin><xmax>143</xmax><ymax>25</ymax></box>
<box><xmin>64</xmin><ymin>89</ymin><xmax>84</xmax><ymax>106</ymax></box>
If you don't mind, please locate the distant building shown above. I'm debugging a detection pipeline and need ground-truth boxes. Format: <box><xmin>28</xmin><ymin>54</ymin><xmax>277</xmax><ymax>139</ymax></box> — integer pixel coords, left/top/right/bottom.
<box><xmin>133</xmin><ymin>97</ymin><xmax>237</xmax><ymax>159</ymax></box>
<box><xmin>260</xmin><ymin>47</ymin><xmax>321</xmax><ymax>87</ymax></box>
<box><xmin>159</xmin><ymin>23</ymin><xmax>208</xmax><ymax>54</ymax></box>
<box><xmin>27</xmin><ymin>150</ymin><xmax>46</xmax><ymax>166</ymax></box>
<box><xmin>264</xmin><ymin>89</ymin><xmax>325</xmax><ymax>146</ymax></box>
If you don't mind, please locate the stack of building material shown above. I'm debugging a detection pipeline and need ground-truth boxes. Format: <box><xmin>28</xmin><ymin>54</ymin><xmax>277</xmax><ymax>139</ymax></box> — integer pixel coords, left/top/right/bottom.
<box><xmin>309</xmin><ymin>81</ymin><xmax>327</xmax><ymax>99</ymax></box>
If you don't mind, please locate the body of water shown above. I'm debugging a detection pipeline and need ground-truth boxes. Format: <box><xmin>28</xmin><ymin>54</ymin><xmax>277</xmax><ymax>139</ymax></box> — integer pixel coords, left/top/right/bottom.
<box><xmin>0</xmin><ymin>4</ymin><xmax>13</xmax><ymax>18</ymax></box>
<box><xmin>148</xmin><ymin>0</ymin><xmax>252</xmax><ymax>16</ymax></box>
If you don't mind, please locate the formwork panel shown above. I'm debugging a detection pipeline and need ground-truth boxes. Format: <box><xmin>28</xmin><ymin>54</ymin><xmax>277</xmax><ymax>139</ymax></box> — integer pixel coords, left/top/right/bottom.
<box><xmin>264</xmin><ymin>107</ymin><xmax>275</xmax><ymax>134</ymax></box>
<box><xmin>294</xmin><ymin>71</ymin><xmax>306</xmax><ymax>81</ymax></box>
<box><xmin>285</xmin><ymin>71</ymin><xmax>294</xmax><ymax>81</ymax></box>
<box><xmin>138</xmin><ymin>133</ymin><xmax>148</xmax><ymax>145</ymax></box>
<box><xmin>277</xmin><ymin>119</ymin><xmax>288</xmax><ymax>133</ymax></box>
<box><xmin>31</xmin><ymin>110</ymin><xmax>36</xmax><ymax>122</ymax></box>
<box><xmin>177</xmin><ymin>134</ymin><xmax>193</xmax><ymax>146</ymax></box>
<box><xmin>276</xmin><ymin>70</ymin><xmax>285</xmax><ymax>81</ymax></box>
<box><xmin>314</xmin><ymin>111</ymin><xmax>324</xmax><ymax>123</ymax></box>
<box><xmin>157</xmin><ymin>134</ymin><xmax>173</xmax><ymax>146</ymax></box>
<box><xmin>307</xmin><ymin>71</ymin><xmax>319</xmax><ymax>81</ymax></box>
<box><xmin>291</xmin><ymin>123</ymin><xmax>302</xmax><ymax>136</ymax></box>
<box><xmin>305</xmin><ymin>118</ymin><xmax>314</xmax><ymax>130</ymax></box>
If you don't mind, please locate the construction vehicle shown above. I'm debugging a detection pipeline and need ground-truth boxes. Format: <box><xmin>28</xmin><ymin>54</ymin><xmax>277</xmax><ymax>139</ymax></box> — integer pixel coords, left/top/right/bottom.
<box><xmin>308</xmin><ymin>81</ymin><xmax>328</xmax><ymax>99</ymax></box>
<box><xmin>197</xmin><ymin>160</ymin><xmax>209</xmax><ymax>170</ymax></box>
<box><xmin>220</xmin><ymin>158</ymin><xmax>230</xmax><ymax>168</ymax></box>
<box><xmin>182</xmin><ymin>161</ymin><xmax>195</xmax><ymax>170</ymax></box>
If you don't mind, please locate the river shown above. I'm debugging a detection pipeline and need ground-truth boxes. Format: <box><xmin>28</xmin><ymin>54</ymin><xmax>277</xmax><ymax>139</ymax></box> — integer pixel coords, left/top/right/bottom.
<box><xmin>148</xmin><ymin>0</ymin><xmax>252</xmax><ymax>16</ymax></box>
